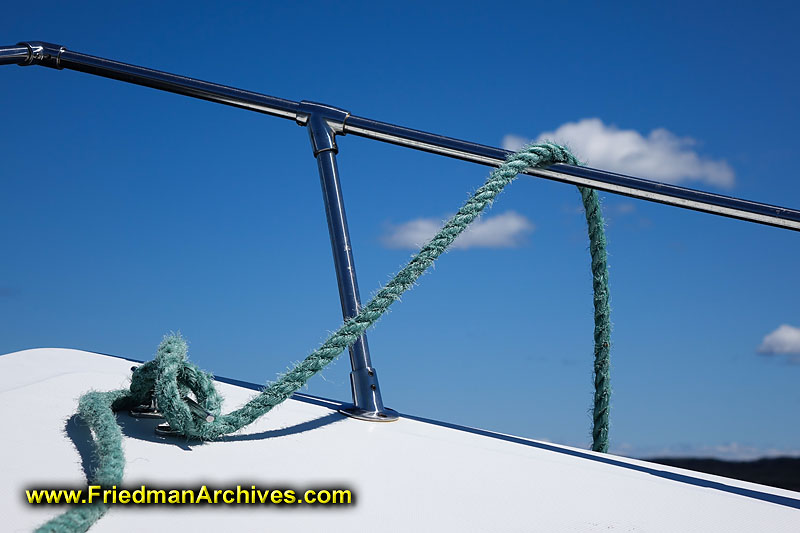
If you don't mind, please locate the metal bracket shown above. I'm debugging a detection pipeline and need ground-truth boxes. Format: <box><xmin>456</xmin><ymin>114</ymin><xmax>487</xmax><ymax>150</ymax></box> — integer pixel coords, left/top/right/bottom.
<box><xmin>296</xmin><ymin>101</ymin><xmax>349</xmax><ymax>155</ymax></box>
<box><xmin>129</xmin><ymin>391</ymin><xmax>162</xmax><ymax>419</ymax></box>
<box><xmin>342</xmin><ymin>367</ymin><xmax>398</xmax><ymax>422</ymax></box>
<box><xmin>16</xmin><ymin>41</ymin><xmax>65</xmax><ymax>69</ymax></box>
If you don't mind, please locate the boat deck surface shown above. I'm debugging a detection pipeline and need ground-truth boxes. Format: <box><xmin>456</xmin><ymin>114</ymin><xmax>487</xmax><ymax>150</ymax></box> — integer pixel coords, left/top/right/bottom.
<box><xmin>1</xmin><ymin>348</ymin><xmax>798</xmax><ymax>532</ymax></box>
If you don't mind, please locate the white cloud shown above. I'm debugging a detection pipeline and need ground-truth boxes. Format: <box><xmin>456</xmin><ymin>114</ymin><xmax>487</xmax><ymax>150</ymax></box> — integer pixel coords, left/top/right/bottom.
<box><xmin>612</xmin><ymin>203</ymin><xmax>636</xmax><ymax>215</ymax></box>
<box><xmin>602</xmin><ymin>202</ymin><xmax>636</xmax><ymax>217</ymax></box>
<box><xmin>381</xmin><ymin>211</ymin><xmax>534</xmax><ymax>250</ymax></box>
<box><xmin>502</xmin><ymin>118</ymin><xmax>734</xmax><ymax>188</ymax></box>
<box><xmin>758</xmin><ymin>324</ymin><xmax>800</xmax><ymax>361</ymax></box>
<box><xmin>612</xmin><ymin>441</ymin><xmax>800</xmax><ymax>461</ymax></box>
<box><xmin>502</xmin><ymin>134</ymin><xmax>535</xmax><ymax>153</ymax></box>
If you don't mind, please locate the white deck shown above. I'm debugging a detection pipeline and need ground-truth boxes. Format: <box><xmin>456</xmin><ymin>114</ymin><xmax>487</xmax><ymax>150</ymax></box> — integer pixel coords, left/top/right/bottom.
<box><xmin>1</xmin><ymin>348</ymin><xmax>798</xmax><ymax>532</ymax></box>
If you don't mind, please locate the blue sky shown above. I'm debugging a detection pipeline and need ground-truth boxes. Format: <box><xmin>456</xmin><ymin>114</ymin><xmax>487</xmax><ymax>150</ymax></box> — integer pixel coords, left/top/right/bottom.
<box><xmin>1</xmin><ymin>2</ymin><xmax>798</xmax><ymax>459</ymax></box>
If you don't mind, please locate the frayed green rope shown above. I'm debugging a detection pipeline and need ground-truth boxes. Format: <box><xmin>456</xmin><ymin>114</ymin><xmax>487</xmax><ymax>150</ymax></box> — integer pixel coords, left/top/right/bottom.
<box><xmin>37</xmin><ymin>143</ymin><xmax>611</xmax><ymax>532</ymax></box>
<box><xmin>579</xmin><ymin>186</ymin><xmax>611</xmax><ymax>452</ymax></box>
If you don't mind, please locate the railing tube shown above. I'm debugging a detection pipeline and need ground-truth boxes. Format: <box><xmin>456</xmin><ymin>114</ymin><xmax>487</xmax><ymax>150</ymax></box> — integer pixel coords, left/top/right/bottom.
<box><xmin>2</xmin><ymin>41</ymin><xmax>798</xmax><ymax>231</ymax></box>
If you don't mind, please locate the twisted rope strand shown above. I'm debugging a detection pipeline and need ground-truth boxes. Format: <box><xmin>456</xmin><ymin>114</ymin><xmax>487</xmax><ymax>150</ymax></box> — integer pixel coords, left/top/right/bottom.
<box><xmin>37</xmin><ymin>142</ymin><xmax>611</xmax><ymax>533</ymax></box>
<box><xmin>579</xmin><ymin>186</ymin><xmax>612</xmax><ymax>452</ymax></box>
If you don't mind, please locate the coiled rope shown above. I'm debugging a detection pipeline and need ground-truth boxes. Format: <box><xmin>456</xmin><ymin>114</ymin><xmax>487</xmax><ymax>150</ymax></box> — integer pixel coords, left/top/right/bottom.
<box><xmin>37</xmin><ymin>142</ymin><xmax>611</xmax><ymax>532</ymax></box>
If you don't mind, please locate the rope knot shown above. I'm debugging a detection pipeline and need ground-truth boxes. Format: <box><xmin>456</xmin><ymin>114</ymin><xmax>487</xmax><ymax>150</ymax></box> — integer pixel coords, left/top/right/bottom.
<box><xmin>129</xmin><ymin>334</ymin><xmax>223</xmax><ymax>438</ymax></box>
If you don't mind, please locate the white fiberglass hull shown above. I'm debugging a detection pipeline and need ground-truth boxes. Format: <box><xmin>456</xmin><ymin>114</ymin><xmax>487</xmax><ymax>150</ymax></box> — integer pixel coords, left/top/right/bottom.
<box><xmin>2</xmin><ymin>348</ymin><xmax>798</xmax><ymax>532</ymax></box>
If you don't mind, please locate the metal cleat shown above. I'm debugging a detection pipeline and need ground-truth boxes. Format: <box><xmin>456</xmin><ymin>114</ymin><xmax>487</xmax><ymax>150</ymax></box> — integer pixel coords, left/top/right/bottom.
<box><xmin>128</xmin><ymin>366</ymin><xmax>164</xmax><ymax>419</ymax></box>
<box><xmin>129</xmin><ymin>394</ymin><xmax>163</xmax><ymax>419</ymax></box>
<box><xmin>154</xmin><ymin>423</ymin><xmax>181</xmax><ymax>437</ymax></box>
<box><xmin>153</xmin><ymin>396</ymin><xmax>215</xmax><ymax>437</ymax></box>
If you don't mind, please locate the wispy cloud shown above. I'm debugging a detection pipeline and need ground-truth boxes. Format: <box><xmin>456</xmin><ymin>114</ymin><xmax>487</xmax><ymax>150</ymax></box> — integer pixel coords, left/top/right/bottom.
<box><xmin>758</xmin><ymin>324</ymin><xmax>800</xmax><ymax>362</ymax></box>
<box><xmin>610</xmin><ymin>202</ymin><xmax>636</xmax><ymax>215</ymax></box>
<box><xmin>380</xmin><ymin>211</ymin><xmax>534</xmax><ymax>250</ymax></box>
<box><xmin>612</xmin><ymin>441</ymin><xmax>800</xmax><ymax>461</ymax></box>
<box><xmin>503</xmin><ymin>118</ymin><xmax>734</xmax><ymax>188</ymax></box>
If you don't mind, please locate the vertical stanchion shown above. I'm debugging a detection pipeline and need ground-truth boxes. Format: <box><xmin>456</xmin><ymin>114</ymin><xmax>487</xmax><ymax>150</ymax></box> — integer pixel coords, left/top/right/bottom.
<box><xmin>298</xmin><ymin>101</ymin><xmax>398</xmax><ymax>421</ymax></box>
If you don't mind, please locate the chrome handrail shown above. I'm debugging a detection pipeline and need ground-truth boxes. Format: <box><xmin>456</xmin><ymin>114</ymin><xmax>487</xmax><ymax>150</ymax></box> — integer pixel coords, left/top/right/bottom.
<box><xmin>4</xmin><ymin>42</ymin><xmax>797</xmax><ymax>231</ymax></box>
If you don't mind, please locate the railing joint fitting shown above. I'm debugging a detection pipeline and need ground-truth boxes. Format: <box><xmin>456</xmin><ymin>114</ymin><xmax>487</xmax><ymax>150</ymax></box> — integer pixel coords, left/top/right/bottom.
<box><xmin>17</xmin><ymin>41</ymin><xmax>65</xmax><ymax>69</ymax></box>
<box><xmin>296</xmin><ymin>101</ymin><xmax>350</xmax><ymax>155</ymax></box>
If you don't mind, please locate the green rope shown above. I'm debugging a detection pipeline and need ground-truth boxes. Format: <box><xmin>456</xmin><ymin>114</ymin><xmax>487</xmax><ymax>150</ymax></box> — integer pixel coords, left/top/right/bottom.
<box><xmin>36</xmin><ymin>143</ymin><xmax>611</xmax><ymax>532</ymax></box>
<box><xmin>579</xmin><ymin>186</ymin><xmax>611</xmax><ymax>452</ymax></box>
